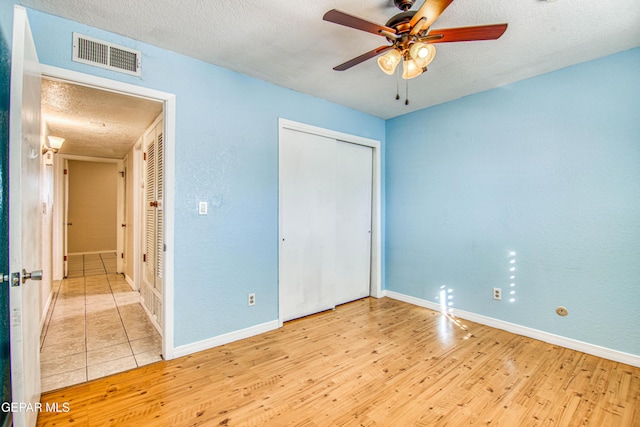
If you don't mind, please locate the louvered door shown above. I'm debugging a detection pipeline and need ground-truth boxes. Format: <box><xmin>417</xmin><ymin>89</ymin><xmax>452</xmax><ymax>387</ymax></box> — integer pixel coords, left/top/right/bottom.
<box><xmin>156</xmin><ymin>130</ymin><xmax>164</xmax><ymax>295</ymax></box>
<box><xmin>143</xmin><ymin>120</ymin><xmax>164</xmax><ymax>329</ymax></box>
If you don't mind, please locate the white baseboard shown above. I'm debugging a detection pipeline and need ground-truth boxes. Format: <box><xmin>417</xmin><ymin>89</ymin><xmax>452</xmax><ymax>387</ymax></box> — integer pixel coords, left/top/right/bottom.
<box><xmin>67</xmin><ymin>250</ymin><xmax>117</xmax><ymax>255</ymax></box>
<box><xmin>371</xmin><ymin>289</ymin><xmax>386</xmax><ymax>299</ymax></box>
<box><xmin>124</xmin><ymin>274</ymin><xmax>135</xmax><ymax>291</ymax></box>
<box><xmin>384</xmin><ymin>290</ymin><xmax>640</xmax><ymax>368</ymax></box>
<box><xmin>40</xmin><ymin>291</ymin><xmax>53</xmax><ymax>332</ymax></box>
<box><xmin>172</xmin><ymin>320</ymin><xmax>280</xmax><ymax>359</ymax></box>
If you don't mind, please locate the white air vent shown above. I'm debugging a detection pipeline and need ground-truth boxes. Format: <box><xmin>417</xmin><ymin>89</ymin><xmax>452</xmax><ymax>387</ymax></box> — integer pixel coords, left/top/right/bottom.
<box><xmin>72</xmin><ymin>33</ymin><xmax>141</xmax><ymax>76</ymax></box>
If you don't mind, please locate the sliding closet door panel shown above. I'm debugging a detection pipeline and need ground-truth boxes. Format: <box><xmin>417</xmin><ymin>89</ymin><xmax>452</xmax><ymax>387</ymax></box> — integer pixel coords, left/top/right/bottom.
<box><xmin>335</xmin><ymin>141</ymin><xmax>373</xmax><ymax>305</ymax></box>
<box><xmin>280</xmin><ymin>129</ymin><xmax>336</xmax><ymax>322</ymax></box>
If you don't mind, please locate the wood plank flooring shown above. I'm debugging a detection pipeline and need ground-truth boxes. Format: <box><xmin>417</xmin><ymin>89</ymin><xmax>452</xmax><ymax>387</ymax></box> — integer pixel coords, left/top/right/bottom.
<box><xmin>37</xmin><ymin>297</ymin><xmax>639</xmax><ymax>426</ymax></box>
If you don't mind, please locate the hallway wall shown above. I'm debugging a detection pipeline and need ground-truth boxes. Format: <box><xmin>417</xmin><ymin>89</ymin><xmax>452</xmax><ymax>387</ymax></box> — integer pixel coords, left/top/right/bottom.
<box><xmin>124</xmin><ymin>149</ymin><xmax>136</xmax><ymax>282</ymax></box>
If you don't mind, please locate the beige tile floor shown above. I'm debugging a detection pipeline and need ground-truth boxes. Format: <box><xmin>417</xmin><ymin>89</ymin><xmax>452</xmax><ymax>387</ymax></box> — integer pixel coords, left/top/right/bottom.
<box><xmin>40</xmin><ymin>252</ymin><xmax>163</xmax><ymax>392</ymax></box>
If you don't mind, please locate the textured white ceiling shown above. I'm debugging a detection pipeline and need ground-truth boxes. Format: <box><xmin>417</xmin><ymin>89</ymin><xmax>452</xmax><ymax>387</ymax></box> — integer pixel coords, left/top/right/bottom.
<box><xmin>24</xmin><ymin>0</ymin><xmax>640</xmax><ymax>120</ymax></box>
<box><xmin>42</xmin><ymin>79</ymin><xmax>162</xmax><ymax>158</ymax></box>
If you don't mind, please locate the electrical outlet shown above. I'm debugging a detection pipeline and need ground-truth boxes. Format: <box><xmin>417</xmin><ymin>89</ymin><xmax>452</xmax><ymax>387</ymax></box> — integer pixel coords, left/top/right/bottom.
<box><xmin>493</xmin><ymin>287</ymin><xmax>502</xmax><ymax>300</ymax></box>
<box><xmin>248</xmin><ymin>293</ymin><xmax>255</xmax><ymax>306</ymax></box>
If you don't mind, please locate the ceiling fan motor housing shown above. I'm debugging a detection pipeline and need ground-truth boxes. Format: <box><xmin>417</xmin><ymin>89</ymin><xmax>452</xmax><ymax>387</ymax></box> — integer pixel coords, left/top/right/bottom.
<box><xmin>385</xmin><ymin>11</ymin><xmax>417</xmax><ymax>32</ymax></box>
<box><xmin>385</xmin><ymin>11</ymin><xmax>418</xmax><ymax>48</ymax></box>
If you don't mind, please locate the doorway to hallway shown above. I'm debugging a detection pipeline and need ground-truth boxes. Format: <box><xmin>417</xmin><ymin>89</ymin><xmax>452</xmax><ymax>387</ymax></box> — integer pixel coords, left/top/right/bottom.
<box><xmin>37</xmin><ymin>65</ymin><xmax>176</xmax><ymax>390</ymax></box>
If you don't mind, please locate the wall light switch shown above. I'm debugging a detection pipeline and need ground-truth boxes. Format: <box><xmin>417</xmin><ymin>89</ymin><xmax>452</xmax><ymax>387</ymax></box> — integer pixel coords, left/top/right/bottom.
<box><xmin>198</xmin><ymin>201</ymin><xmax>208</xmax><ymax>215</ymax></box>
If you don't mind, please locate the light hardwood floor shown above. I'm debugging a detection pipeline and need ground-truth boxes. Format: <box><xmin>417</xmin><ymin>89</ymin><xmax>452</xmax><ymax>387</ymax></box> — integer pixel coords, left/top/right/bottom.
<box><xmin>37</xmin><ymin>297</ymin><xmax>639</xmax><ymax>426</ymax></box>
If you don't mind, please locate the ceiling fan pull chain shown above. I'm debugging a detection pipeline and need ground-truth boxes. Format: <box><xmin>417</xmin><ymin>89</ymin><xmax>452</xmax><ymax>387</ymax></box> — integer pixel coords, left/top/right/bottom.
<box><xmin>395</xmin><ymin>66</ymin><xmax>400</xmax><ymax>100</ymax></box>
<box><xmin>405</xmin><ymin>79</ymin><xmax>409</xmax><ymax>105</ymax></box>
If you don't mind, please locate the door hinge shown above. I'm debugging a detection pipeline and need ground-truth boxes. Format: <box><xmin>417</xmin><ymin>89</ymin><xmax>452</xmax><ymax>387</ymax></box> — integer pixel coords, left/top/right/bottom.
<box><xmin>163</xmin><ymin>243</ymin><xmax>167</xmax><ymax>252</ymax></box>
<box><xmin>143</xmin><ymin>254</ymin><xmax>147</xmax><ymax>262</ymax></box>
<box><xmin>64</xmin><ymin>169</ymin><xmax>68</xmax><ymax>175</ymax></box>
<box><xmin>143</xmin><ymin>152</ymin><xmax>147</xmax><ymax>161</ymax></box>
<box><xmin>64</xmin><ymin>255</ymin><xmax>67</xmax><ymax>261</ymax></box>
<box><xmin>121</xmin><ymin>253</ymin><xmax>124</xmax><ymax>259</ymax></box>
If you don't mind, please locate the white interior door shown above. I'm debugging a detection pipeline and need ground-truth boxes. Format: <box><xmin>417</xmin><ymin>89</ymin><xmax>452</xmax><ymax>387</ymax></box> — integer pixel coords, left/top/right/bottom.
<box><xmin>117</xmin><ymin>160</ymin><xmax>126</xmax><ymax>273</ymax></box>
<box><xmin>155</xmin><ymin>126</ymin><xmax>164</xmax><ymax>295</ymax></box>
<box><xmin>279</xmin><ymin>128</ymin><xmax>337</xmax><ymax>322</ymax></box>
<box><xmin>63</xmin><ymin>158</ymin><xmax>69</xmax><ymax>277</ymax></box>
<box><xmin>335</xmin><ymin>141</ymin><xmax>373</xmax><ymax>305</ymax></box>
<box><xmin>8</xmin><ymin>6</ymin><xmax>42</xmax><ymax>427</ymax></box>
<box><xmin>142</xmin><ymin>120</ymin><xmax>164</xmax><ymax>329</ymax></box>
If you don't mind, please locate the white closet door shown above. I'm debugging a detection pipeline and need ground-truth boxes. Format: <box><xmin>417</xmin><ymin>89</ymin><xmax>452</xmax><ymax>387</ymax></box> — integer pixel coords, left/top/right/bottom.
<box><xmin>144</xmin><ymin>129</ymin><xmax>157</xmax><ymax>290</ymax></box>
<box><xmin>280</xmin><ymin>129</ymin><xmax>337</xmax><ymax>322</ymax></box>
<box><xmin>143</xmin><ymin>120</ymin><xmax>164</xmax><ymax>329</ymax></box>
<box><xmin>335</xmin><ymin>141</ymin><xmax>373</xmax><ymax>305</ymax></box>
<box><xmin>155</xmin><ymin>126</ymin><xmax>164</xmax><ymax>295</ymax></box>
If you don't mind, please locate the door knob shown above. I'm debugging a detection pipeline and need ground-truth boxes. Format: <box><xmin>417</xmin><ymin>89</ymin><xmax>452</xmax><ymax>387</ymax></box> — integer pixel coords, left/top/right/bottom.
<box><xmin>21</xmin><ymin>269</ymin><xmax>43</xmax><ymax>284</ymax></box>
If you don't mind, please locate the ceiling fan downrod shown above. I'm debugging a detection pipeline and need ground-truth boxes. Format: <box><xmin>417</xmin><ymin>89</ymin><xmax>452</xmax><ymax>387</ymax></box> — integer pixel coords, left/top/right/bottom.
<box><xmin>394</xmin><ymin>0</ymin><xmax>416</xmax><ymax>12</ymax></box>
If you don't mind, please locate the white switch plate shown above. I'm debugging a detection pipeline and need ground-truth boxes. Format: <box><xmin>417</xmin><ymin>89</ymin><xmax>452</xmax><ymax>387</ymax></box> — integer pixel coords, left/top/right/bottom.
<box><xmin>198</xmin><ymin>201</ymin><xmax>208</xmax><ymax>215</ymax></box>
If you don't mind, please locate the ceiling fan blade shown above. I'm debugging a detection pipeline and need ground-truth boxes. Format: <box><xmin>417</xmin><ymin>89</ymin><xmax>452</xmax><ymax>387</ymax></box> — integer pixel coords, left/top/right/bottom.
<box><xmin>323</xmin><ymin>9</ymin><xmax>397</xmax><ymax>37</ymax></box>
<box><xmin>423</xmin><ymin>23</ymin><xmax>508</xmax><ymax>43</ymax></box>
<box><xmin>409</xmin><ymin>0</ymin><xmax>454</xmax><ymax>30</ymax></box>
<box><xmin>333</xmin><ymin>45</ymin><xmax>394</xmax><ymax>71</ymax></box>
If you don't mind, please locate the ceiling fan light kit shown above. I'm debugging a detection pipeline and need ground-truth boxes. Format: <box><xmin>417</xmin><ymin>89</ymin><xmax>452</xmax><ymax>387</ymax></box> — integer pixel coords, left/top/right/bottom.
<box><xmin>411</xmin><ymin>43</ymin><xmax>435</xmax><ymax>64</ymax></box>
<box><xmin>402</xmin><ymin>58</ymin><xmax>423</xmax><ymax>79</ymax></box>
<box><xmin>376</xmin><ymin>42</ymin><xmax>435</xmax><ymax>78</ymax></box>
<box><xmin>324</xmin><ymin>0</ymin><xmax>508</xmax><ymax>86</ymax></box>
<box><xmin>377</xmin><ymin>49</ymin><xmax>402</xmax><ymax>75</ymax></box>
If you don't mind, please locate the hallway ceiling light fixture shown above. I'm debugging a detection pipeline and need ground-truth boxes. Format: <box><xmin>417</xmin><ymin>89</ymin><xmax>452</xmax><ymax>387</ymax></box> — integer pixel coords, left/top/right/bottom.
<box><xmin>47</xmin><ymin>136</ymin><xmax>65</xmax><ymax>152</ymax></box>
<box><xmin>324</xmin><ymin>0</ymin><xmax>508</xmax><ymax>80</ymax></box>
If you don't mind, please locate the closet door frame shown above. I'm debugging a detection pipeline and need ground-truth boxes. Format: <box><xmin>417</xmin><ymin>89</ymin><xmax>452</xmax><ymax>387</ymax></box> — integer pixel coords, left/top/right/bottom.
<box><xmin>277</xmin><ymin>118</ymin><xmax>382</xmax><ymax>327</ymax></box>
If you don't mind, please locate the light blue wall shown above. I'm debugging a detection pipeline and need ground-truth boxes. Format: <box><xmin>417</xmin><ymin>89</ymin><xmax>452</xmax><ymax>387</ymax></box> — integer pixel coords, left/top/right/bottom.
<box><xmin>23</xmin><ymin>9</ymin><xmax>385</xmax><ymax>347</ymax></box>
<box><xmin>385</xmin><ymin>48</ymin><xmax>640</xmax><ymax>356</ymax></box>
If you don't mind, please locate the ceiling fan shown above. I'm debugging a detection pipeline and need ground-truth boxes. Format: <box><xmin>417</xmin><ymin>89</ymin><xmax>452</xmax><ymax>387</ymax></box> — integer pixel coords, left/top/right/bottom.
<box><xmin>323</xmin><ymin>0</ymin><xmax>508</xmax><ymax>80</ymax></box>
